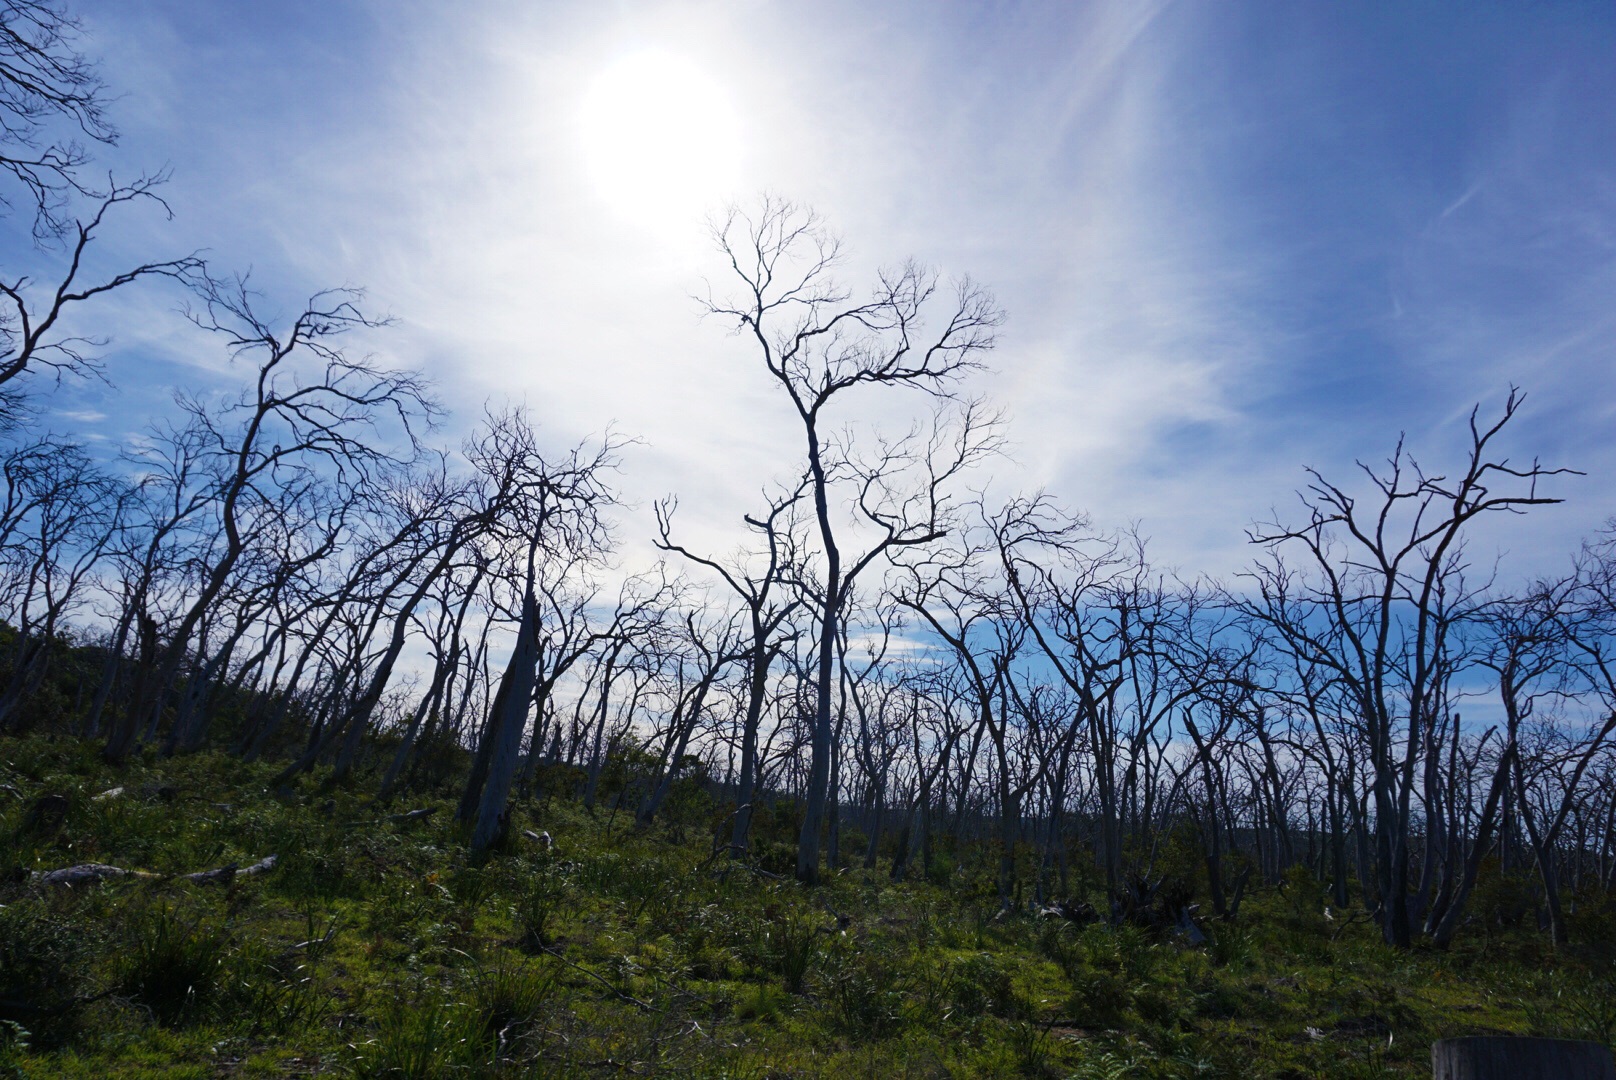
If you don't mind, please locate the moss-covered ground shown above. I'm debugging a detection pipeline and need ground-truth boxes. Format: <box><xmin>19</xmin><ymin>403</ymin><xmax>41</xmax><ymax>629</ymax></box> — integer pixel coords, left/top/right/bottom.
<box><xmin>2</xmin><ymin>737</ymin><xmax>1613</xmax><ymax>1078</ymax></box>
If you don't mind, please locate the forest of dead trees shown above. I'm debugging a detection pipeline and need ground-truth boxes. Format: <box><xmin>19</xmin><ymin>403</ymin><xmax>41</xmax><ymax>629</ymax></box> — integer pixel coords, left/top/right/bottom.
<box><xmin>3</xmin><ymin>0</ymin><xmax>1616</xmax><ymax>961</ymax></box>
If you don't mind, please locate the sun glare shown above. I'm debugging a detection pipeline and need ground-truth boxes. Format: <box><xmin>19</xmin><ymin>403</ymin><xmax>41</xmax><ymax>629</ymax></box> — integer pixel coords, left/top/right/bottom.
<box><xmin>579</xmin><ymin>50</ymin><xmax>741</xmax><ymax>226</ymax></box>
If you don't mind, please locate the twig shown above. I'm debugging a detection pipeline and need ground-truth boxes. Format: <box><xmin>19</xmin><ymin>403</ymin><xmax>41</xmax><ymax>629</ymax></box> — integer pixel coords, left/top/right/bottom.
<box><xmin>542</xmin><ymin>946</ymin><xmax>660</xmax><ymax>1013</ymax></box>
<box><xmin>1330</xmin><ymin>907</ymin><xmax>1373</xmax><ymax>942</ymax></box>
<box><xmin>282</xmin><ymin>918</ymin><xmax>342</xmax><ymax>958</ymax></box>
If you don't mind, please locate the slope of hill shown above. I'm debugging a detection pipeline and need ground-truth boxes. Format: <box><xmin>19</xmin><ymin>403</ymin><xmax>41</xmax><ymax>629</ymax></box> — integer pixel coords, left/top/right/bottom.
<box><xmin>3</xmin><ymin>736</ymin><xmax>1613</xmax><ymax>1079</ymax></box>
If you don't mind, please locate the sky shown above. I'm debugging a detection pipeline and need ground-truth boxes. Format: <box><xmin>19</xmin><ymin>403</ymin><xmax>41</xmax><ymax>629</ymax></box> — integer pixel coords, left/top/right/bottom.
<box><xmin>25</xmin><ymin>0</ymin><xmax>1616</xmax><ymax>585</ymax></box>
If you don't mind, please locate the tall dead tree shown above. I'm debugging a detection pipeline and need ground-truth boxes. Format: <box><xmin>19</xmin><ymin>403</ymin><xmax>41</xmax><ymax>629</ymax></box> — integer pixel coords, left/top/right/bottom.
<box><xmin>1243</xmin><ymin>390</ymin><xmax>1572</xmax><ymax>947</ymax></box>
<box><xmin>656</xmin><ymin>483</ymin><xmax>804</xmax><ymax>855</ymax></box>
<box><xmin>0</xmin><ymin>178</ymin><xmax>200</xmax><ymax>400</ymax></box>
<box><xmin>702</xmin><ymin>197</ymin><xmax>1001</xmax><ymax>882</ymax></box>
<box><xmin>894</xmin><ymin>523</ymin><xmax>1030</xmax><ymax>907</ymax></box>
<box><xmin>991</xmin><ymin>496</ymin><xmax>1147</xmax><ymax>907</ymax></box>
<box><xmin>0</xmin><ymin>0</ymin><xmax>116</xmax><ymax>239</ymax></box>
<box><xmin>461</xmin><ymin>414</ymin><xmax>618</xmax><ymax>852</ymax></box>
<box><xmin>117</xmin><ymin>273</ymin><xmax>435</xmax><ymax>762</ymax></box>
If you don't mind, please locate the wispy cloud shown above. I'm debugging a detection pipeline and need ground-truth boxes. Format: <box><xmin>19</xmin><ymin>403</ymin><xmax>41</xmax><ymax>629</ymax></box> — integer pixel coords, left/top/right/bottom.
<box><xmin>63</xmin><ymin>0</ymin><xmax>1616</xmax><ymax>583</ymax></box>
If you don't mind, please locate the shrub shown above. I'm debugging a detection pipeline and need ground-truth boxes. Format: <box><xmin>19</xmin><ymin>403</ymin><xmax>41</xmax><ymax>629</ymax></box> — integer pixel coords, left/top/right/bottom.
<box><xmin>1036</xmin><ymin>919</ymin><xmax>1081</xmax><ymax>976</ymax></box>
<box><xmin>1470</xmin><ymin>861</ymin><xmax>1537</xmax><ymax>933</ymax></box>
<box><xmin>447</xmin><ymin>864</ymin><xmax>493</xmax><ymax>908</ymax></box>
<box><xmin>947</xmin><ymin>952</ymin><xmax>1018</xmax><ymax>1018</ymax></box>
<box><xmin>512</xmin><ymin>861</ymin><xmax>570</xmax><ymax>951</ymax></box>
<box><xmin>119</xmin><ymin>904</ymin><xmax>228</xmax><ymax>1025</ymax></box>
<box><xmin>468</xmin><ymin>956</ymin><xmax>554</xmax><ymax>1056</ymax></box>
<box><xmin>0</xmin><ymin>1019</ymin><xmax>30</xmax><ymax>1080</ymax></box>
<box><xmin>733</xmin><ymin>983</ymin><xmax>789</xmax><ymax>1023</ymax></box>
<box><xmin>820</xmin><ymin>937</ymin><xmax>905</xmax><ymax>1037</ymax></box>
<box><xmin>0</xmin><ymin>892</ymin><xmax>100</xmax><ymax>1046</ymax></box>
<box><xmin>1542</xmin><ymin>963</ymin><xmax>1616</xmax><ymax>1045</ymax></box>
<box><xmin>1207</xmin><ymin>924</ymin><xmax>1255</xmax><ymax>972</ymax></box>
<box><xmin>766</xmin><ymin>913</ymin><xmax>820</xmax><ymax>994</ymax></box>
<box><xmin>230</xmin><ymin>936</ymin><xmax>334</xmax><ymax>1037</ymax></box>
<box><xmin>345</xmin><ymin>995</ymin><xmax>485</xmax><ymax>1080</ymax></box>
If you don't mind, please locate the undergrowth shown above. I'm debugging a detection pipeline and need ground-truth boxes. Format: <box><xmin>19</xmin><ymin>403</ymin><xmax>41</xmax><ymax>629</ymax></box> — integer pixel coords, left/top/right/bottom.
<box><xmin>0</xmin><ymin>735</ymin><xmax>1610</xmax><ymax>1078</ymax></box>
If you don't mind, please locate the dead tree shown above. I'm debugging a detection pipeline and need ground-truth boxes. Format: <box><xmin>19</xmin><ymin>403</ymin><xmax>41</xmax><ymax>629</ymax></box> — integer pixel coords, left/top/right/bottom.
<box><xmin>992</xmin><ymin>496</ymin><xmax>1158</xmax><ymax>908</ymax></box>
<box><xmin>1243</xmin><ymin>389</ymin><xmax>1572</xmax><ymax>947</ymax></box>
<box><xmin>0</xmin><ymin>176</ymin><xmax>199</xmax><ymax>418</ymax></box>
<box><xmin>376</xmin><ymin>555</ymin><xmax>487</xmax><ymax>800</ymax></box>
<box><xmin>894</xmin><ymin>525</ymin><xmax>1031</xmax><ymax>907</ymax></box>
<box><xmin>702</xmin><ymin>196</ymin><xmax>1001</xmax><ymax>883</ymax></box>
<box><xmin>656</xmin><ymin>482</ymin><xmax>804</xmax><ymax>855</ymax></box>
<box><xmin>0</xmin><ymin>0</ymin><xmax>116</xmax><ymax>239</ymax></box>
<box><xmin>890</xmin><ymin>674</ymin><xmax>971</xmax><ymax>882</ymax></box>
<box><xmin>635</xmin><ymin>602</ymin><xmax>747</xmax><ymax>829</ymax></box>
<box><xmin>125</xmin><ymin>273</ymin><xmax>435</xmax><ymax>762</ymax></box>
<box><xmin>462</xmin><ymin>415</ymin><xmax>618</xmax><ymax>852</ymax></box>
<box><xmin>576</xmin><ymin>575</ymin><xmax>669</xmax><ymax>811</ymax></box>
<box><xmin>0</xmin><ymin>434</ymin><xmax>123</xmax><ymax>728</ymax></box>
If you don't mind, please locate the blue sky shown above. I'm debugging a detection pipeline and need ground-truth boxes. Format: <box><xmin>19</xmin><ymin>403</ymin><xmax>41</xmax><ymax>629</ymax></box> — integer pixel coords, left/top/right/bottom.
<box><xmin>29</xmin><ymin>0</ymin><xmax>1616</xmax><ymax>581</ymax></box>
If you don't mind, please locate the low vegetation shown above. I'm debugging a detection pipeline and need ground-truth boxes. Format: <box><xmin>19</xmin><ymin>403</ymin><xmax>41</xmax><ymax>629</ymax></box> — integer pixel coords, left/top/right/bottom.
<box><xmin>3</xmin><ymin>736</ymin><xmax>1613</xmax><ymax>1079</ymax></box>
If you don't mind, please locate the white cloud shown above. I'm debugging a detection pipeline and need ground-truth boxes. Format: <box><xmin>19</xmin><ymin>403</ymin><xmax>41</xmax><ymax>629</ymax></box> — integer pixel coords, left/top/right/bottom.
<box><xmin>62</xmin><ymin>0</ymin><xmax>1616</xmax><ymax>589</ymax></box>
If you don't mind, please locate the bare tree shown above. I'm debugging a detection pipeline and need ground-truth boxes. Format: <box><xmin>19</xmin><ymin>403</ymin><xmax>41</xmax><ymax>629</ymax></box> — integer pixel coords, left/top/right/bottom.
<box><xmin>460</xmin><ymin>413</ymin><xmax>619</xmax><ymax>852</ymax></box>
<box><xmin>894</xmin><ymin>519</ymin><xmax>1030</xmax><ymax>907</ymax></box>
<box><xmin>0</xmin><ymin>179</ymin><xmax>201</xmax><ymax>402</ymax></box>
<box><xmin>703</xmin><ymin>197</ymin><xmax>1001</xmax><ymax>881</ymax></box>
<box><xmin>0</xmin><ymin>433</ymin><xmax>122</xmax><ymax>728</ymax></box>
<box><xmin>0</xmin><ymin>0</ymin><xmax>116</xmax><ymax>238</ymax></box>
<box><xmin>634</xmin><ymin>599</ymin><xmax>746</xmax><ymax>829</ymax></box>
<box><xmin>992</xmin><ymin>496</ymin><xmax>1153</xmax><ymax>908</ymax></box>
<box><xmin>1243</xmin><ymin>390</ymin><xmax>1572</xmax><ymax>947</ymax></box>
<box><xmin>0</xmin><ymin>5</ymin><xmax>200</xmax><ymax>396</ymax></box>
<box><xmin>656</xmin><ymin>481</ymin><xmax>804</xmax><ymax>855</ymax></box>
<box><xmin>118</xmin><ymin>273</ymin><xmax>436</xmax><ymax>761</ymax></box>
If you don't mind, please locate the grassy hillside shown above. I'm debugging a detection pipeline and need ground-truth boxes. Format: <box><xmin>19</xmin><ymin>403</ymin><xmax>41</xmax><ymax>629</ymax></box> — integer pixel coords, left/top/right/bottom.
<box><xmin>1</xmin><ymin>737</ymin><xmax>1613</xmax><ymax>1079</ymax></box>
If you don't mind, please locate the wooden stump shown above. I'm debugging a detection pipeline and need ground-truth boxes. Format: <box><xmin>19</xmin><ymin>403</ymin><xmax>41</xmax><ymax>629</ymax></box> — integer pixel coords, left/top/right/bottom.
<box><xmin>1432</xmin><ymin>1037</ymin><xmax>1615</xmax><ymax>1080</ymax></box>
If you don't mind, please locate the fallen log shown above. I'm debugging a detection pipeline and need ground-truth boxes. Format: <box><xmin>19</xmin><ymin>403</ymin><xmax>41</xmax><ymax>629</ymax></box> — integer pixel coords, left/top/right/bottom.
<box><xmin>33</xmin><ymin>854</ymin><xmax>278</xmax><ymax>888</ymax></box>
<box><xmin>182</xmin><ymin>855</ymin><xmax>279</xmax><ymax>884</ymax></box>
<box><xmin>32</xmin><ymin>862</ymin><xmax>154</xmax><ymax>887</ymax></box>
<box><xmin>389</xmin><ymin>807</ymin><xmax>436</xmax><ymax>823</ymax></box>
<box><xmin>1037</xmin><ymin>898</ymin><xmax>1099</xmax><ymax>924</ymax></box>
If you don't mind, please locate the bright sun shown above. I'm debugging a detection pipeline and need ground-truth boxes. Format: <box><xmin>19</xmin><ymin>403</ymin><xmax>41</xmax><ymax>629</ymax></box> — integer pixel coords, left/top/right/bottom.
<box><xmin>580</xmin><ymin>50</ymin><xmax>741</xmax><ymax>225</ymax></box>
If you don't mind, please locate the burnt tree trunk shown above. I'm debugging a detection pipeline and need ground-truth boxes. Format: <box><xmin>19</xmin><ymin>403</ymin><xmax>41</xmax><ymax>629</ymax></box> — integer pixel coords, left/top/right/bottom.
<box><xmin>1431</xmin><ymin>1037</ymin><xmax>1614</xmax><ymax>1080</ymax></box>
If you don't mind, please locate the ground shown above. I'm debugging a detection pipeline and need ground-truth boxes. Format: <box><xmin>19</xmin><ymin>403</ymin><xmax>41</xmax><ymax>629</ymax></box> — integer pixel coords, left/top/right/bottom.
<box><xmin>2</xmin><ymin>737</ymin><xmax>1613</xmax><ymax>1079</ymax></box>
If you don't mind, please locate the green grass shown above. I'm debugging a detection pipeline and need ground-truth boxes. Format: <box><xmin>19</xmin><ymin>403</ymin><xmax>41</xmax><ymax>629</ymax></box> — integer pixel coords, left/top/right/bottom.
<box><xmin>0</xmin><ymin>735</ymin><xmax>1612</xmax><ymax>1078</ymax></box>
